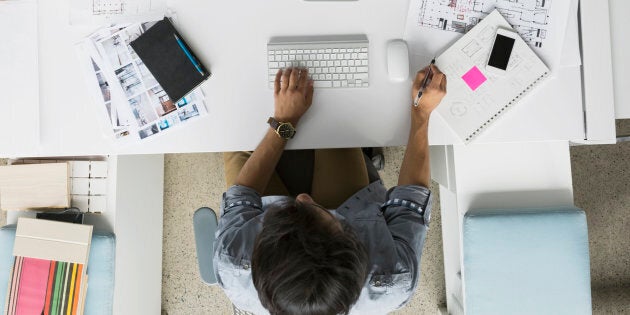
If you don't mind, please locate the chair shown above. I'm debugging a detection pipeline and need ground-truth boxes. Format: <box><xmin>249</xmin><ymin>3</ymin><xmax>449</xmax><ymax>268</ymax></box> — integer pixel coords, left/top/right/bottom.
<box><xmin>193</xmin><ymin>207</ymin><xmax>256</xmax><ymax>315</ymax></box>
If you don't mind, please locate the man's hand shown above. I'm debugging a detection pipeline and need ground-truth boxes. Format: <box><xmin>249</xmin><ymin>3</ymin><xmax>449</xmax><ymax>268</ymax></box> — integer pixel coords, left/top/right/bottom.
<box><xmin>411</xmin><ymin>65</ymin><xmax>447</xmax><ymax>123</ymax></box>
<box><xmin>274</xmin><ymin>68</ymin><xmax>314</xmax><ymax>126</ymax></box>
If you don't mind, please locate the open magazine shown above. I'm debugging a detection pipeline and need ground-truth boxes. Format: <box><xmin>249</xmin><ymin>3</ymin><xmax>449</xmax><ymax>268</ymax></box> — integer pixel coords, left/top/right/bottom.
<box><xmin>76</xmin><ymin>21</ymin><xmax>207</xmax><ymax>144</ymax></box>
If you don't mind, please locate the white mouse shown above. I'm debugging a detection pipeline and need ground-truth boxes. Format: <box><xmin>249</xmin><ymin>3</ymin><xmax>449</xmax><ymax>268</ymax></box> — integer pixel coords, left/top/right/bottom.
<box><xmin>387</xmin><ymin>40</ymin><xmax>410</xmax><ymax>82</ymax></box>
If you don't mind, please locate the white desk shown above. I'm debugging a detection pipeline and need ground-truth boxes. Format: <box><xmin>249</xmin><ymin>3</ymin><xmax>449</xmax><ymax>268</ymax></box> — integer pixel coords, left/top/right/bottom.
<box><xmin>3</xmin><ymin>0</ymin><xmax>590</xmax><ymax>157</ymax></box>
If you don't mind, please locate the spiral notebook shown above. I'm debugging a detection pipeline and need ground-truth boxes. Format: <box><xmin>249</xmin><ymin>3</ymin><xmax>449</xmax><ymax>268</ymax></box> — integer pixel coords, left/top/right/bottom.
<box><xmin>435</xmin><ymin>10</ymin><xmax>549</xmax><ymax>144</ymax></box>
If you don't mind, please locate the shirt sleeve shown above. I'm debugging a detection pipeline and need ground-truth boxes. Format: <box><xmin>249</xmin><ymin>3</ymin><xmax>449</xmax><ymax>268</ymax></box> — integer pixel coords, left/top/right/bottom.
<box><xmin>380</xmin><ymin>185</ymin><xmax>432</xmax><ymax>302</ymax></box>
<box><xmin>214</xmin><ymin>184</ymin><xmax>264</xmax><ymax>261</ymax></box>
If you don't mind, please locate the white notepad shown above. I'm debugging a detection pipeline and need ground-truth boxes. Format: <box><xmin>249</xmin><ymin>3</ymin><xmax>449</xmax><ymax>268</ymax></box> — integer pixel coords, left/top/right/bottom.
<box><xmin>435</xmin><ymin>10</ymin><xmax>549</xmax><ymax>144</ymax></box>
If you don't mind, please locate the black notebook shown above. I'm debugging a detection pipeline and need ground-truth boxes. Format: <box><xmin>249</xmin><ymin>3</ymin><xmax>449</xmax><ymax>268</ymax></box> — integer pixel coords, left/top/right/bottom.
<box><xmin>130</xmin><ymin>18</ymin><xmax>211</xmax><ymax>102</ymax></box>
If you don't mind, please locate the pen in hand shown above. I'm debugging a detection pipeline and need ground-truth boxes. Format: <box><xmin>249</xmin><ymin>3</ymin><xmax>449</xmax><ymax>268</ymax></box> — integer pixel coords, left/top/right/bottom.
<box><xmin>413</xmin><ymin>58</ymin><xmax>436</xmax><ymax>107</ymax></box>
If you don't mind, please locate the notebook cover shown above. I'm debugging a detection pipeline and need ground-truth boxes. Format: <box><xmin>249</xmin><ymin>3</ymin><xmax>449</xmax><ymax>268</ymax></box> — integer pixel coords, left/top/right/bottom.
<box><xmin>130</xmin><ymin>18</ymin><xmax>210</xmax><ymax>102</ymax></box>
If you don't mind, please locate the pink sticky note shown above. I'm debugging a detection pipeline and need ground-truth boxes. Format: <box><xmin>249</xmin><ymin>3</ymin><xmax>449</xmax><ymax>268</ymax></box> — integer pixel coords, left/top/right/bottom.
<box><xmin>462</xmin><ymin>66</ymin><xmax>487</xmax><ymax>91</ymax></box>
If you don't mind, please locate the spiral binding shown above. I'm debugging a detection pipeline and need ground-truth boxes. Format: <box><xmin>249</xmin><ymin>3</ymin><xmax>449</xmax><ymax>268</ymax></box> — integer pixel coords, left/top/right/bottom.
<box><xmin>464</xmin><ymin>71</ymin><xmax>549</xmax><ymax>143</ymax></box>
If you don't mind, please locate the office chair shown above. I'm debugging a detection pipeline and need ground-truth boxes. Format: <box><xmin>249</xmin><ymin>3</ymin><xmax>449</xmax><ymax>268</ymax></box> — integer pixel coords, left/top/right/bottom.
<box><xmin>193</xmin><ymin>207</ymin><xmax>254</xmax><ymax>315</ymax></box>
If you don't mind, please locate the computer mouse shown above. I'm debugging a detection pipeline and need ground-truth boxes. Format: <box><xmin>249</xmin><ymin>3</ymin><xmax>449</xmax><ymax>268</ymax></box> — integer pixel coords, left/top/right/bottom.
<box><xmin>387</xmin><ymin>40</ymin><xmax>410</xmax><ymax>82</ymax></box>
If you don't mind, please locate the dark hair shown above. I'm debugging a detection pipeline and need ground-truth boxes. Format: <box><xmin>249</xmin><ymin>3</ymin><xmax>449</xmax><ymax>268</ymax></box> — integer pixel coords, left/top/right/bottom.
<box><xmin>252</xmin><ymin>199</ymin><xmax>369</xmax><ymax>315</ymax></box>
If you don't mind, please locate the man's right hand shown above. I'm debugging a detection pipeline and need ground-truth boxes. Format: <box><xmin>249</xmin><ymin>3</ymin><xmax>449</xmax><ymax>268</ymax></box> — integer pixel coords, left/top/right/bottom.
<box><xmin>273</xmin><ymin>68</ymin><xmax>314</xmax><ymax>126</ymax></box>
<box><xmin>411</xmin><ymin>65</ymin><xmax>447</xmax><ymax>123</ymax></box>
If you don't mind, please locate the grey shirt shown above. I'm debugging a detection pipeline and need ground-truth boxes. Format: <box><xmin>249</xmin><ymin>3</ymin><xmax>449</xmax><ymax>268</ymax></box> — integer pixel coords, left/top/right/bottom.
<box><xmin>213</xmin><ymin>180</ymin><xmax>432</xmax><ymax>315</ymax></box>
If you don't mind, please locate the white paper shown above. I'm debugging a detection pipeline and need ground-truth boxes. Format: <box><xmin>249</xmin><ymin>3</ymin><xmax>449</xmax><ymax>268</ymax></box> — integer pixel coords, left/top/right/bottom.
<box><xmin>69</xmin><ymin>0</ymin><xmax>166</xmax><ymax>25</ymax></box>
<box><xmin>405</xmin><ymin>0</ymin><xmax>573</xmax><ymax>71</ymax></box>
<box><xmin>0</xmin><ymin>0</ymin><xmax>39</xmax><ymax>156</ymax></box>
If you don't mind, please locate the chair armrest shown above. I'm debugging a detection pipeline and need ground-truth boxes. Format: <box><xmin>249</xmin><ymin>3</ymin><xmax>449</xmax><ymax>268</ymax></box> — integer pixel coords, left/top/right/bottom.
<box><xmin>193</xmin><ymin>207</ymin><xmax>218</xmax><ymax>285</ymax></box>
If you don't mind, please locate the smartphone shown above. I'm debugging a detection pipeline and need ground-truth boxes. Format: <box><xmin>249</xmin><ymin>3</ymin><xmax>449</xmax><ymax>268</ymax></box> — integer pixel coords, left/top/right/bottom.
<box><xmin>486</xmin><ymin>28</ymin><xmax>517</xmax><ymax>74</ymax></box>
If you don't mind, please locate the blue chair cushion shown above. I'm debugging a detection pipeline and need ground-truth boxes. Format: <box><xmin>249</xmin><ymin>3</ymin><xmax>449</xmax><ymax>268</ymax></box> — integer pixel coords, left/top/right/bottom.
<box><xmin>462</xmin><ymin>207</ymin><xmax>591</xmax><ymax>315</ymax></box>
<box><xmin>0</xmin><ymin>225</ymin><xmax>115</xmax><ymax>314</ymax></box>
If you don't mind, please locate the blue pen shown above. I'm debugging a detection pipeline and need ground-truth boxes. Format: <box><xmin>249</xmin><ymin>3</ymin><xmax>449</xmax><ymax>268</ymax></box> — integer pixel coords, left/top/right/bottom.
<box><xmin>174</xmin><ymin>34</ymin><xmax>205</xmax><ymax>76</ymax></box>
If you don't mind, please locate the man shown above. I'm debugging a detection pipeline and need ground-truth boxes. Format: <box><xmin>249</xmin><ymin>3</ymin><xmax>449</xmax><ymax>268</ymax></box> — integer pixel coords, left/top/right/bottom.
<box><xmin>214</xmin><ymin>65</ymin><xmax>447</xmax><ymax>315</ymax></box>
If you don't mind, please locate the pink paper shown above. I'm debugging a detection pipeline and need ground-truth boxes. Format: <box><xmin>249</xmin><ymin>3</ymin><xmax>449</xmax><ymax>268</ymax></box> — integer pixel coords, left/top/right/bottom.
<box><xmin>462</xmin><ymin>66</ymin><xmax>487</xmax><ymax>91</ymax></box>
<box><xmin>16</xmin><ymin>258</ymin><xmax>50</xmax><ymax>315</ymax></box>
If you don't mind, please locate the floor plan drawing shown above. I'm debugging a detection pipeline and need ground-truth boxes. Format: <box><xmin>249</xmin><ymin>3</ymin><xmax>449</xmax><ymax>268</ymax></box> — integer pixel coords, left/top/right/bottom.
<box><xmin>417</xmin><ymin>0</ymin><xmax>552</xmax><ymax>49</ymax></box>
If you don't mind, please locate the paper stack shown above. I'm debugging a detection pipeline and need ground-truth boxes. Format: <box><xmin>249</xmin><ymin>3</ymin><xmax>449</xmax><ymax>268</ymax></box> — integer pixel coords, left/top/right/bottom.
<box><xmin>4</xmin><ymin>218</ymin><xmax>93</xmax><ymax>315</ymax></box>
<box><xmin>77</xmin><ymin>22</ymin><xmax>208</xmax><ymax>143</ymax></box>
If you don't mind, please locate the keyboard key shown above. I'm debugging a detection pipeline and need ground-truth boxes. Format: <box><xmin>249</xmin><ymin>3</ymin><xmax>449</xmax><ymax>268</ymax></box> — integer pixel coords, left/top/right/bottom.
<box><xmin>349</xmin><ymin>60</ymin><xmax>355</xmax><ymax>66</ymax></box>
<box><xmin>269</xmin><ymin>50</ymin><xmax>275</xmax><ymax>55</ymax></box>
<box><xmin>350</xmin><ymin>67</ymin><xmax>356</xmax><ymax>72</ymax></box>
<box><xmin>297</xmin><ymin>49</ymin><xmax>303</xmax><ymax>54</ymax></box>
<box><xmin>352</xmin><ymin>53</ymin><xmax>358</xmax><ymax>59</ymax></box>
<box><xmin>323</xmin><ymin>54</ymin><xmax>330</xmax><ymax>60</ymax></box>
<box><xmin>361</xmin><ymin>47</ymin><xmax>368</xmax><ymax>52</ymax></box>
<box><xmin>333</xmin><ymin>81</ymin><xmax>341</xmax><ymax>87</ymax></box>
<box><xmin>332</xmin><ymin>48</ymin><xmax>339</xmax><ymax>53</ymax></box>
<box><xmin>314</xmin><ymin>81</ymin><xmax>332</xmax><ymax>88</ymax></box>
<box><xmin>326</xmin><ymin>74</ymin><xmax>332</xmax><ymax>80</ymax></box>
<box><xmin>341</xmin><ymin>81</ymin><xmax>348</xmax><ymax>87</ymax></box>
<box><xmin>269</xmin><ymin>62</ymin><xmax>279</xmax><ymax>68</ymax></box>
<box><xmin>354</xmin><ymin>73</ymin><xmax>368</xmax><ymax>81</ymax></box>
<box><xmin>361</xmin><ymin>60</ymin><xmax>368</xmax><ymax>66</ymax></box>
<box><xmin>356</xmin><ymin>66</ymin><xmax>368</xmax><ymax>73</ymax></box>
<box><xmin>359</xmin><ymin>53</ymin><xmax>368</xmax><ymax>59</ymax></box>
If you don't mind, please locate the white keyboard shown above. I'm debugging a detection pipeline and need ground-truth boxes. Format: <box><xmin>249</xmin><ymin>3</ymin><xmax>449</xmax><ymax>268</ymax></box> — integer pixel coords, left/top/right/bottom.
<box><xmin>267</xmin><ymin>35</ymin><xmax>369</xmax><ymax>89</ymax></box>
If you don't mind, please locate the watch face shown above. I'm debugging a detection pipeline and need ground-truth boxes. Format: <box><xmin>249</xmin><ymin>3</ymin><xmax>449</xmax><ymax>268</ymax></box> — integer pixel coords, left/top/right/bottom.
<box><xmin>278</xmin><ymin>124</ymin><xmax>295</xmax><ymax>139</ymax></box>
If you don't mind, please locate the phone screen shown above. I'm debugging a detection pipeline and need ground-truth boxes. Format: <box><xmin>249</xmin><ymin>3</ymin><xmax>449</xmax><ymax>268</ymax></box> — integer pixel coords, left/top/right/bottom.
<box><xmin>488</xmin><ymin>34</ymin><xmax>515</xmax><ymax>70</ymax></box>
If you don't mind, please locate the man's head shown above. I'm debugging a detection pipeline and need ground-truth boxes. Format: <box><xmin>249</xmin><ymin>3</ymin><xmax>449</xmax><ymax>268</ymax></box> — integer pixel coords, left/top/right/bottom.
<box><xmin>252</xmin><ymin>194</ymin><xmax>369</xmax><ymax>315</ymax></box>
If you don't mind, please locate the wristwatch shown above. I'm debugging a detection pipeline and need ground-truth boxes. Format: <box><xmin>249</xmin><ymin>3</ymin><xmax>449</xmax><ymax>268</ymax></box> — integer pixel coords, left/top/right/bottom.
<box><xmin>267</xmin><ymin>117</ymin><xmax>296</xmax><ymax>140</ymax></box>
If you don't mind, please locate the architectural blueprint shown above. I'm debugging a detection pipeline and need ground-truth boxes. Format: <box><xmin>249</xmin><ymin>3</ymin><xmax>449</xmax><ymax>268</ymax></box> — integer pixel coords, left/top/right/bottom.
<box><xmin>404</xmin><ymin>0</ymin><xmax>574</xmax><ymax>71</ymax></box>
<box><xmin>418</xmin><ymin>0</ymin><xmax>552</xmax><ymax>48</ymax></box>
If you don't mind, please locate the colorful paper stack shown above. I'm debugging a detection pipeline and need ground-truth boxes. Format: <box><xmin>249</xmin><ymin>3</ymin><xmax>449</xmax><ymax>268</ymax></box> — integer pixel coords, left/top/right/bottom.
<box><xmin>4</xmin><ymin>257</ymin><xmax>86</xmax><ymax>315</ymax></box>
<box><xmin>3</xmin><ymin>218</ymin><xmax>92</xmax><ymax>315</ymax></box>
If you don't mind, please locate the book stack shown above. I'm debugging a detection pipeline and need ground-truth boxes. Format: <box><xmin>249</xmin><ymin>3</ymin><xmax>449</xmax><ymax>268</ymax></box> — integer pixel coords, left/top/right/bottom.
<box><xmin>3</xmin><ymin>218</ymin><xmax>92</xmax><ymax>315</ymax></box>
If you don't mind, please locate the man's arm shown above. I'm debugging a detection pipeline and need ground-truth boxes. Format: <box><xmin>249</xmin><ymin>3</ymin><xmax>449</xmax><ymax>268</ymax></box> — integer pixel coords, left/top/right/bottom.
<box><xmin>398</xmin><ymin>65</ymin><xmax>447</xmax><ymax>187</ymax></box>
<box><xmin>235</xmin><ymin>68</ymin><xmax>314</xmax><ymax>194</ymax></box>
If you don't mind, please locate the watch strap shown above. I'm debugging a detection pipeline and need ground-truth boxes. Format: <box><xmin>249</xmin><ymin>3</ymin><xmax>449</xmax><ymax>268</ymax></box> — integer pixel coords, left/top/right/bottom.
<box><xmin>267</xmin><ymin>117</ymin><xmax>280</xmax><ymax>130</ymax></box>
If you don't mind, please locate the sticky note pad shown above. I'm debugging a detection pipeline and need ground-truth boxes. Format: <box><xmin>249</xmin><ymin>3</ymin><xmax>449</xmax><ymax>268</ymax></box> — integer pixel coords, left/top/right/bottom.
<box><xmin>462</xmin><ymin>66</ymin><xmax>487</xmax><ymax>91</ymax></box>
